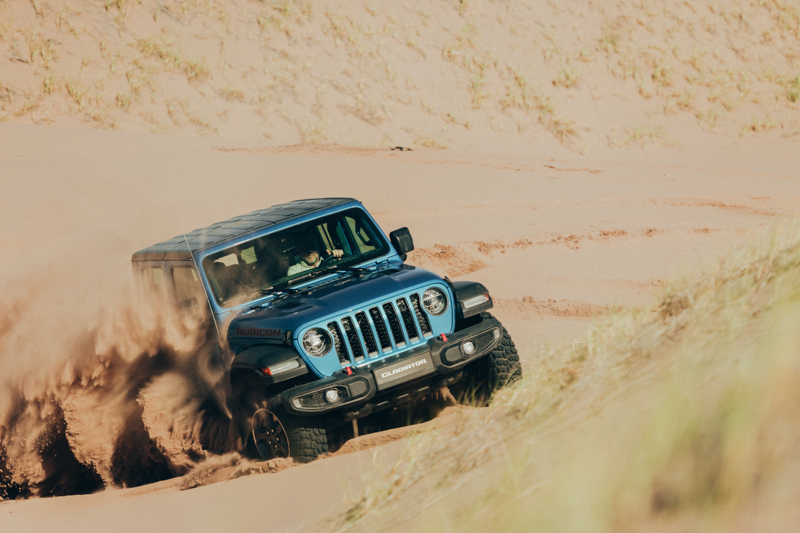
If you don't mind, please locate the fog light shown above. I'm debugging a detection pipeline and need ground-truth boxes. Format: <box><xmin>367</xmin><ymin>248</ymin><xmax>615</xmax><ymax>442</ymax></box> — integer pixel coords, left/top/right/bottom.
<box><xmin>325</xmin><ymin>389</ymin><xmax>341</xmax><ymax>403</ymax></box>
<box><xmin>492</xmin><ymin>327</ymin><xmax>500</xmax><ymax>340</ymax></box>
<box><xmin>463</xmin><ymin>341</ymin><xmax>476</xmax><ymax>355</ymax></box>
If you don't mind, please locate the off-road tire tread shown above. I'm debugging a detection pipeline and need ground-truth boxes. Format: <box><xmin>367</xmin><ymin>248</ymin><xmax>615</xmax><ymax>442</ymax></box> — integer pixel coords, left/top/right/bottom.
<box><xmin>449</xmin><ymin>313</ymin><xmax>522</xmax><ymax>405</ymax></box>
<box><xmin>288</xmin><ymin>426</ymin><xmax>328</xmax><ymax>463</ymax></box>
<box><xmin>483</xmin><ymin>313</ymin><xmax>522</xmax><ymax>392</ymax></box>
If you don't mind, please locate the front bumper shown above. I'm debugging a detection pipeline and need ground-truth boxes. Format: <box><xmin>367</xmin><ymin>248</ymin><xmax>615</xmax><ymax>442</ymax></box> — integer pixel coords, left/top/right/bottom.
<box><xmin>281</xmin><ymin>315</ymin><xmax>503</xmax><ymax>417</ymax></box>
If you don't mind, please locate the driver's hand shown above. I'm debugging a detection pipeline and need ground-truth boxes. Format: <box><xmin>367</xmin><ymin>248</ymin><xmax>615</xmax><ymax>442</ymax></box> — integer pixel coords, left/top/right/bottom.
<box><xmin>327</xmin><ymin>249</ymin><xmax>344</xmax><ymax>258</ymax></box>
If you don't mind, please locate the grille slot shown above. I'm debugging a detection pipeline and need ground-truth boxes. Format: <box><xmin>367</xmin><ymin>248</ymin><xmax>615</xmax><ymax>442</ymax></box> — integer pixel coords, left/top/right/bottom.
<box><xmin>396</xmin><ymin>298</ymin><xmax>419</xmax><ymax>342</ymax></box>
<box><xmin>410</xmin><ymin>294</ymin><xmax>432</xmax><ymax>336</ymax></box>
<box><xmin>341</xmin><ymin>317</ymin><xmax>364</xmax><ymax>361</ymax></box>
<box><xmin>382</xmin><ymin>303</ymin><xmax>406</xmax><ymax>347</ymax></box>
<box><xmin>355</xmin><ymin>312</ymin><xmax>379</xmax><ymax>356</ymax></box>
<box><xmin>369</xmin><ymin>307</ymin><xmax>393</xmax><ymax>351</ymax></box>
<box><xmin>327</xmin><ymin>322</ymin><xmax>350</xmax><ymax>366</ymax></box>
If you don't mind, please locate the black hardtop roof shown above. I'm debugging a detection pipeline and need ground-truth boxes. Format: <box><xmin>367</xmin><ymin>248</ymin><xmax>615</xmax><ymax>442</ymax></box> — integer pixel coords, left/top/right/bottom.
<box><xmin>131</xmin><ymin>197</ymin><xmax>357</xmax><ymax>262</ymax></box>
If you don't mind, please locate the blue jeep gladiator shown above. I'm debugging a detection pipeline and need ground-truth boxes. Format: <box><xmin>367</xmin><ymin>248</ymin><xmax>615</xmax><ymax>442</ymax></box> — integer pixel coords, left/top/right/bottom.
<box><xmin>131</xmin><ymin>198</ymin><xmax>521</xmax><ymax>462</ymax></box>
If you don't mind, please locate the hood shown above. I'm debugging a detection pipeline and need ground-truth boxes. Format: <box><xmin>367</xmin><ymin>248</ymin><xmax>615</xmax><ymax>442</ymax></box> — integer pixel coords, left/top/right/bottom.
<box><xmin>227</xmin><ymin>264</ymin><xmax>444</xmax><ymax>348</ymax></box>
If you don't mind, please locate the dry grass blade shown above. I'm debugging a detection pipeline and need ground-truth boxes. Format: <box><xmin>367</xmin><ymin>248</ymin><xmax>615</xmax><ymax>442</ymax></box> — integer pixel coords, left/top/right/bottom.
<box><xmin>336</xmin><ymin>221</ymin><xmax>800</xmax><ymax>531</ymax></box>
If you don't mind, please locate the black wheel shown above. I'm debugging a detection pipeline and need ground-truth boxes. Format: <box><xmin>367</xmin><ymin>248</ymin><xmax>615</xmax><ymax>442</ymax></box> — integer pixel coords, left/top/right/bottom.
<box><xmin>234</xmin><ymin>381</ymin><xmax>329</xmax><ymax>463</ymax></box>
<box><xmin>450</xmin><ymin>313</ymin><xmax>522</xmax><ymax>405</ymax></box>
<box><xmin>249</xmin><ymin>408</ymin><xmax>290</xmax><ymax>460</ymax></box>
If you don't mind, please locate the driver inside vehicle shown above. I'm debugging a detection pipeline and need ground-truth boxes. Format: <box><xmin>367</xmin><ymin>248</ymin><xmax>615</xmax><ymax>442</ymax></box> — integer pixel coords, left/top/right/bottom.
<box><xmin>287</xmin><ymin>236</ymin><xmax>343</xmax><ymax>276</ymax></box>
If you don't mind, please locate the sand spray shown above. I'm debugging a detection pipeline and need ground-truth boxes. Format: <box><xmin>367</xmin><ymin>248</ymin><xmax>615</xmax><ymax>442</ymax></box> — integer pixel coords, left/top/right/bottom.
<box><xmin>0</xmin><ymin>232</ymin><xmax>241</xmax><ymax>499</ymax></box>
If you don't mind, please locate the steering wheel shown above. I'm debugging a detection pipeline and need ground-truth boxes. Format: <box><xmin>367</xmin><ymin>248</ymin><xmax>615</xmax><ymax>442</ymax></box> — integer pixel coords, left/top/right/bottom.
<box><xmin>318</xmin><ymin>254</ymin><xmax>341</xmax><ymax>268</ymax></box>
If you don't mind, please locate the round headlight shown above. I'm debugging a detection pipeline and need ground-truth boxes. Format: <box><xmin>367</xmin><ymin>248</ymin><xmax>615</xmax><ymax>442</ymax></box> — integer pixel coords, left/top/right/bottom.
<box><xmin>423</xmin><ymin>288</ymin><xmax>447</xmax><ymax>316</ymax></box>
<box><xmin>302</xmin><ymin>328</ymin><xmax>331</xmax><ymax>357</ymax></box>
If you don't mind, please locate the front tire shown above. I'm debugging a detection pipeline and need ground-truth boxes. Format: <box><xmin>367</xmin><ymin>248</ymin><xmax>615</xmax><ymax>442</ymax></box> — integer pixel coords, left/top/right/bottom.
<box><xmin>486</xmin><ymin>324</ymin><xmax>522</xmax><ymax>392</ymax></box>
<box><xmin>246</xmin><ymin>407</ymin><xmax>329</xmax><ymax>463</ymax></box>
<box><xmin>234</xmin><ymin>380</ymin><xmax>329</xmax><ymax>463</ymax></box>
<box><xmin>285</xmin><ymin>423</ymin><xmax>329</xmax><ymax>463</ymax></box>
<box><xmin>450</xmin><ymin>314</ymin><xmax>522</xmax><ymax>405</ymax></box>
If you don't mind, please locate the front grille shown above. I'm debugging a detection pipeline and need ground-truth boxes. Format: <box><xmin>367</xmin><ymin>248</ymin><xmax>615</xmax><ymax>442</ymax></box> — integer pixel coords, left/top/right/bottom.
<box><xmin>410</xmin><ymin>294</ymin><xmax>432</xmax><ymax>336</ymax></box>
<box><xmin>369</xmin><ymin>307</ymin><xmax>393</xmax><ymax>351</ymax></box>
<box><xmin>341</xmin><ymin>317</ymin><xmax>364</xmax><ymax>361</ymax></box>
<box><xmin>383</xmin><ymin>303</ymin><xmax>406</xmax><ymax>347</ymax></box>
<box><xmin>322</xmin><ymin>291</ymin><xmax>440</xmax><ymax>366</ymax></box>
<box><xmin>327</xmin><ymin>322</ymin><xmax>349</xmax><ymax>366</ymax></box>
<box><xmin>355</xmin><ymin>312</ymin><xmax>379</xmax><ymax>356</ymax></box>
<box><xmin>396</xmin><ymin>298</ymin><xmax>419</xmax><ymax>342</ymax></box>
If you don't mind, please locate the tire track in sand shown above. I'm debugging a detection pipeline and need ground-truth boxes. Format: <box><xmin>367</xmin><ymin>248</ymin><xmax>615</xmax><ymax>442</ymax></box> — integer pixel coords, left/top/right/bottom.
<box><xmin>494</xmin><ymin>297</ymin><xmax>615</xmax><ymax>320</ymax></box>
<box><xmin>409</xmin><ymin>227</ymin><xmax>721</xmax><ymax>275</ymax></box>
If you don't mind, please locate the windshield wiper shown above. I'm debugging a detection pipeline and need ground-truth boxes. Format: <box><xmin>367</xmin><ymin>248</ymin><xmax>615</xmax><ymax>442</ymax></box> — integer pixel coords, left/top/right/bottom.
<box><xmin>287</xmin><ymin>265</ymin><xmax>368</xmax><ymax>286</ymax></box>
<box><xmin>246</xmin><ymin>286</ymin><xmax>299</xmax><ymax>299</ymax></box>
<box><xmin>319</xmin><ymin>265</ymin><xmax>370</xmax><ymax>275</ymax></box>
<box><xmin>286</xmin><ymin>269</ymin><xmax>330</xmax><ymax>286</ymax></box>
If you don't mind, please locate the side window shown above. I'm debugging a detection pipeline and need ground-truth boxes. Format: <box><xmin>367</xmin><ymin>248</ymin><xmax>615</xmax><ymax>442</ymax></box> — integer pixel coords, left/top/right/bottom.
<box><xmin>172</xmin><ymin>266</ymin><xmax>205</xmax><ymax>309</ymax></box>
<box><xmin>215</xmin><ymin>253</ymin><xmax>239</xmax><ymax>267</ymax></box>
<box><xmin>240</xmin><ymin>246</ymin><xmax>257</xmax><ymax>264</ymax></box>
<box><xmin>346</xmin><ymin>216</ymin><xmax>377</xmax><ymax>254</ymax></box>
<box><xmin>142</xmin><ymin>266</ymin><xmax>166</xmax><ymax>293</ymax></box>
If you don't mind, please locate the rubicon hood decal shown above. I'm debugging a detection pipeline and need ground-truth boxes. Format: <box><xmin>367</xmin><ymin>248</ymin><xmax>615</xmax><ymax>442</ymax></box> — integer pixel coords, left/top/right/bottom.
<box><xmin>235</xmin><ymin>327</ymin><xmax>282</xmax><ymax>338</ymax></box>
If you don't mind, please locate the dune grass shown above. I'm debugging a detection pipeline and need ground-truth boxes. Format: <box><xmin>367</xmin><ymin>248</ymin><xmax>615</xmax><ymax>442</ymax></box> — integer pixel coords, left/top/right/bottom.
<box><xmin>609</xmin><ymin>124</ymin><xmax>677</xmax><ymax>148</ymax></box>
<box><xmin>336</xmin><ymin>221</ymin><xmax>800</xmax><ymax>531</ymax></box>
<box><xmin>2</xmin><ymin>0</ymin><xmax>797</xmax><ymax>146</ymax></box>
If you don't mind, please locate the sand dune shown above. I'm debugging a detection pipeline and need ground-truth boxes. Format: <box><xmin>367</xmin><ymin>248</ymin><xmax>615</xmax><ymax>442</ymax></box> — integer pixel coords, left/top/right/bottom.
<box><xmin>0</xmin><ymin>120</ymin><xmax>797</xmax><ymax>530</ymax></box>
<box><xmin>2</xmin><ymin>0</ymin><xmax>799</xmax><ymax>150</ymax></box>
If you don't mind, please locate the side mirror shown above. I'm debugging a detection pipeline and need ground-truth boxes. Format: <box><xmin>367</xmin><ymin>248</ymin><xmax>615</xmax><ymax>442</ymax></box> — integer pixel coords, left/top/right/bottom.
<box><xmin>389</xmin><ymin>227</ymin><xmax>414</xmax><ymax>260</ymax></box>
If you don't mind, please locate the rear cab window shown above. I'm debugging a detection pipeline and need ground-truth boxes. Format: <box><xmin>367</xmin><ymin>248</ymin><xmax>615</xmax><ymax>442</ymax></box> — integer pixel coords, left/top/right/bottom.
<box><xmin>172</xmin><ymin>265</ymin><xmax>206</xmax><ymax>312</ymax></box>
<box><xmin>141</xmin><ymin>266</ymin><xmax>166</xmax><ymax>294</ymax></box>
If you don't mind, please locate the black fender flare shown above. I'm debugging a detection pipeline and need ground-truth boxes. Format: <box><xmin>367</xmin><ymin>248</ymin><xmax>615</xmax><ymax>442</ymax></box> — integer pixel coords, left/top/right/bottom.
<box><xmin>445</xmin><ymin>279</ymin><xmax>494</xmax><ymax>319</ymax></box>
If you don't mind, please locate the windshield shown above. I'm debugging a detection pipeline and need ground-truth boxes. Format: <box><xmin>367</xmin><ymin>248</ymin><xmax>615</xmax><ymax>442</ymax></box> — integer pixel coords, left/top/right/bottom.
<box><xmin>201</xmin><ymin>208</ymin><xmax>390</xmax><ymax>308</ymax></box>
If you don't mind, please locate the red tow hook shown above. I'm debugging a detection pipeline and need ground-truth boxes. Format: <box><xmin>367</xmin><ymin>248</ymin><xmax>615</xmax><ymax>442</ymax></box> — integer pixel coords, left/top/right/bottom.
<box><xmin>345</xmin><ymin>367</ymin><xmax>353</xmax><ymax>376</ymax></box>
<box><xmin>440</xmin><ymin>334</ymin><xmax>448</xmax><ymax>342</ymax></box>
